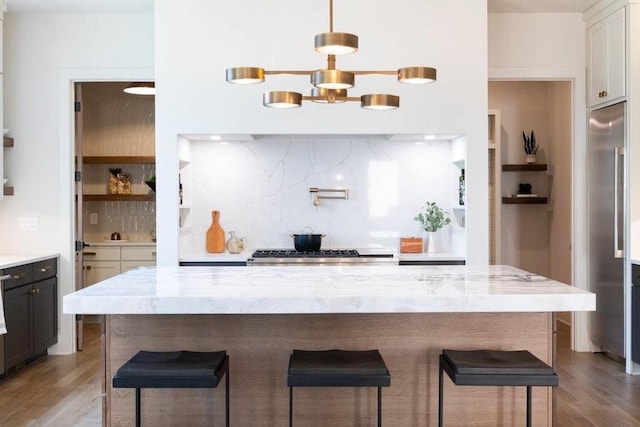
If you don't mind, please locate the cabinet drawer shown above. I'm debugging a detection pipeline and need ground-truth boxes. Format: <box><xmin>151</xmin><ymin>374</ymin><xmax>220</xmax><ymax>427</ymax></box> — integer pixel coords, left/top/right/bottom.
<box><xmin>33</xmin><ymin>258</ymin><xmax>57</xmax><ymax>282</ymax></box>
<box><xmin>121</xmin><ymin>260</ymin><xmax>156</xmax><ymax>272</ymax></box>
<box><xmin>1</xmin><ymin>264</ymin><xmax>33</xmax><ymax>290</ymax></box>
<box><xmin>632</xmin><ymin>263</ymin><xmax>640</xmax><ymax>287</ymax></box>
<box><xmin>121</xmin><ymin>246</ymin><xmax>157</xmax><ymax>261</ymax></box>
<box><xmin>83</xmin><ymin>246</ymin><xmax>120</xmax><ymax>261</ymax></box>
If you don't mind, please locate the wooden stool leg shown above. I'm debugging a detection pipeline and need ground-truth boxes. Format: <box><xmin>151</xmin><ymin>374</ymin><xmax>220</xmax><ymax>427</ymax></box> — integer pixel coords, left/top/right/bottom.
<box><xmin>526</xmin><ymin>386</ymin><xmax>532</xmax><ymax>427</ymax></box>
<box><xmin>438</xmin><ymin>356</ymin><xmax>444</xmax><ymax>427</ymax></box>
<box><xmin>135</xmin><ymin>388</ymin><xmax>141</xmax><ymax>427</ymax></box>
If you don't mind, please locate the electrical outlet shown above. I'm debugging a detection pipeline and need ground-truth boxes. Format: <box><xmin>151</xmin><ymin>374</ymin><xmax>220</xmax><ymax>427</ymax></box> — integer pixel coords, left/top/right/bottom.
<box><xmin>19</xmin><ymin>216</ymin><xmax>39</xmax><ymax>231</ymax></box>
<box><xmin>89</xmin><ymin>213</ymin><xmax>98</xmax><ymax>225</ymax></box>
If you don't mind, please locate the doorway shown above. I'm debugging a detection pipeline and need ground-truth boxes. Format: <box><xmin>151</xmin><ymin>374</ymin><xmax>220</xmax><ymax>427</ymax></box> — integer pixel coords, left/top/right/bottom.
<box><xmin>489</xmin><ymin>80</ymin><xmax>573</xmax><ymax>326</ymax></box>
<box><xmin>73</xmin><ymin>82</ymin><xmax>156</xmax><ymax>350</ymax></box>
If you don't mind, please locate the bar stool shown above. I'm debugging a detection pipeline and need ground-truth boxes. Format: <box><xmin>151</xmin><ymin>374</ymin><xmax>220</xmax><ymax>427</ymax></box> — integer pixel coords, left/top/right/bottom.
<box><xmin>287</xmin><ymin>349</ymin><xmax>390</xmax><ymax>427</ymax></box>
<box><xmin>113</xmin><ymin>350</ymin><xmax>229</xmax><ymax>427</ymax></box>
<box><xmin>438</xmin><ymin>349</ymin><xmax>558</xmax><ymax>427</ymax></box>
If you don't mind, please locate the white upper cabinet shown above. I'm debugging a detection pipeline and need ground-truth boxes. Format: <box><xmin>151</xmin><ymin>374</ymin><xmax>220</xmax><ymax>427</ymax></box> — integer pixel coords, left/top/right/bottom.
<box><xmin>588</xmin><ymin>7</ymin><xmax>626</xmax><ymax>107</ymax></box>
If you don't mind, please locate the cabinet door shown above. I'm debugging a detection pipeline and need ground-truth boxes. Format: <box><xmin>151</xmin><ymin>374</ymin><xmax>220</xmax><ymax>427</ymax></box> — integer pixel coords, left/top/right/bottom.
<box><xmin>83</xmin><ymin>261</ymin><xmax>121</xmax><ymax>287</ymax></box>
<box><xmin>633</xmin><ymin>285</ymin><xmax>640</xmax><ymax>363</ymax></box>
<box><xmin>588</xmin><ymin>7</ymin><xmax>625</xmax><ymax>107</ymax></box>
<box><xmin>4</xmin><ymin>285</ymin><xmax>33</xmax><ymax>369</ymax></box>
<box><xmin>33</xmin><ymin>278</ymin><xmax>58</xmax><ymax>355</ymax></box>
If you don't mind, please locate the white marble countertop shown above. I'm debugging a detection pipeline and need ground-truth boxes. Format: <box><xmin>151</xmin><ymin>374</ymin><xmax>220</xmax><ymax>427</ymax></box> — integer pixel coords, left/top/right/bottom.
<box><xmin>0</xmin><ymin>253</ymin><xmax>59</xmax><ymax>269</ymax></box>
<box><xmin>63</xmin><ymin>264</ymin><xmax>595</xmax><ymax>315</ymax></box>
<box><xmin>88</xmin><ymin>241</ymin><xmax>156</xmax><ymax>247</ymax></box>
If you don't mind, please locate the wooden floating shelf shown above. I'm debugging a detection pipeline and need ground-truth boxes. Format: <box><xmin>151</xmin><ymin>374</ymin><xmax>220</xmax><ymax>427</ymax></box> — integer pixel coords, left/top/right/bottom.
<box><xmin>3</xmin><ymin>186</ymin><xmax>14</xmax><ymax>196</ymax></box>
<box><xmin>82</xmin><ymin>156</ymin><xmax>155</xmax><ymax>164</ymax></box>
<box><xmin>3</xmin><ymin>136</ymin><xmax>14</xmax><ymax>148</ymax></box>
<box><xmin>502</xmin><ymin>164</ymin><xmax>547</xmax><ymax>172</ymax></box>
<box><xmin>502</xmin><ymin>196</ymin><xmax>548</xmax><ymax>204</ymax></box>
<box><xmin>83</xmin><ymin>194</ymin><xmax>155</xmax><ymax>202</ymax></box>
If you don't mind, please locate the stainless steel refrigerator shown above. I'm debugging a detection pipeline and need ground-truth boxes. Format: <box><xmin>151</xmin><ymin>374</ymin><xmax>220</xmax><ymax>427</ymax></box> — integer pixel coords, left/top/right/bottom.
<box><xmin>588</xmin><ymin>101</ymin><xmax>625</xmax><ymax>358</ymax></box>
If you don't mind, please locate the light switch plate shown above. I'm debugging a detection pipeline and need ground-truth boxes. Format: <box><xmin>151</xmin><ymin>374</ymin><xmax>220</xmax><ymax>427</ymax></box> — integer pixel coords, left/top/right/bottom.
<box><xmin>89</xmin><ymin>212</ymin><xmax>98</xmax><ymax>224</ymax></box>
<box><xmin>19</xmin><ymin>216</ymin><xmax>39</xmax><ymax>231</ymax></box>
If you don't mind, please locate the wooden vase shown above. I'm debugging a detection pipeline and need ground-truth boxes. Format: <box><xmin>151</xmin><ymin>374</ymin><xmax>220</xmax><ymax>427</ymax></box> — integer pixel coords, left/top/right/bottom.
<box><xmin>206</xmin><ymin>210</ymin><xmax>225</xmax><ymax>253</ymax></box>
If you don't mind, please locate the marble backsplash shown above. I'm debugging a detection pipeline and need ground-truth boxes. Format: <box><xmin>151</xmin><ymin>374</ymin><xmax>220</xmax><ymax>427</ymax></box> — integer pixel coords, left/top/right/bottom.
<box><xmin>183</xmin><ymin>137</ymin><xmax>465</xmax><ymax>254</ymax></box>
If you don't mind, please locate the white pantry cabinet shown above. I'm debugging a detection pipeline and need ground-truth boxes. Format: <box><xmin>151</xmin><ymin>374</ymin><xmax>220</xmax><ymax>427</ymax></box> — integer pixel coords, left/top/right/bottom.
<box><xmin>83</xmin><ymin>244</ymin><xmax>156</xmax><ymax>286</ymax></box>
<box><xmin>587</xmin><ymin>7</ymin><xmax>625</xmax><ymax>107</ymax></box>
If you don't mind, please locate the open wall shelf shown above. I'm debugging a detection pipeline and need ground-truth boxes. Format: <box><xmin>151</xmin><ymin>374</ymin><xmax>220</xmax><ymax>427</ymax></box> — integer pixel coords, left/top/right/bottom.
<box><xmin>84</xmin><ymin>194</ymin><xmax>155</xmax><ymax>202</ymax></box>
<box><xmin>82</xmin><ymin>156</ymin><xmax>155</xmax><ymax>164</ymax></box>
<box><xmin>502</xmin><ymin>164</ymin><xmax>547</xmax><ymax>172</ymax></box>
<box><xmin>502</xmin><ymin>196</ymin><xmax>548</xmax><ymax>204</ymax></box>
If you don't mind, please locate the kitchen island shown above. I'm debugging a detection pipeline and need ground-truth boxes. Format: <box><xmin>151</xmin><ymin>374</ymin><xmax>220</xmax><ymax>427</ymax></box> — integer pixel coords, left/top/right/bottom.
<box><xmin>64</xmin><ymin>265</ymin><xmax>595</xmax><ymax>426</ymax></box>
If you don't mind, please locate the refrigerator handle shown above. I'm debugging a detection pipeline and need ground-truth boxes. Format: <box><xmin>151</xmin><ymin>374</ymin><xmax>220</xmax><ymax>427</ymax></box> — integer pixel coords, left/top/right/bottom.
<box><xmin>614</xmin><ymin>146</ymin><xmax>624</xmax><ymax>258</ymax></box>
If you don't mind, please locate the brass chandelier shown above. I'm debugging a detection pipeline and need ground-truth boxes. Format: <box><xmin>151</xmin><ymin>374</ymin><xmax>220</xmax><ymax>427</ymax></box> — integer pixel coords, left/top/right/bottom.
<box><xmin>225</xmin><ymin>0</ymin><xmax>436</xmax><ymax>110</ymax></box>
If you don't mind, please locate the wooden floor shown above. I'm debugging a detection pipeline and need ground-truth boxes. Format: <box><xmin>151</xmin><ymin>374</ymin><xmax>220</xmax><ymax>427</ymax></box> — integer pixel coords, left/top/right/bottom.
<box><xmin>0</xmin><ymin>322</ymin><xmax>639</xmax><ymax>426</ymax></box>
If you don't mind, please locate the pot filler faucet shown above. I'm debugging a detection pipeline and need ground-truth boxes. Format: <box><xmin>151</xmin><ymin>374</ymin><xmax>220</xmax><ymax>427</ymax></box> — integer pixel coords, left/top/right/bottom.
<box><xmin>309</xmin><ymin>188</ymin><xmax>349</xmax><ymax>206</ymax></box>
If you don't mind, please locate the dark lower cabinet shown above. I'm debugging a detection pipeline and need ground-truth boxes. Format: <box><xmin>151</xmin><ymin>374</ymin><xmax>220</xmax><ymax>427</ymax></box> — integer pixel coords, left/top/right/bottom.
<box><xmin>633</xmin><ymin>285</ymin><xmax>639</xmax><ymax>363</ymax></box>
<box><xmin>4</xmin><ymin>284</ymin><xmax>34</xmax><ymax>369</ymax></box>
<box><xmin>633</xmin><ymin>263</ymin><xmax>640</xmax><ymax>363</ymax></box>
<box><xmin>2</xmin><ymin>257</ymin><xmax>58</xmax><ymax>375</ymax></box>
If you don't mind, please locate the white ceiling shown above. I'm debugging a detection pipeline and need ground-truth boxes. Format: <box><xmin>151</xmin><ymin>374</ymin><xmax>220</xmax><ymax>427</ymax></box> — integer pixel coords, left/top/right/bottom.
<box><xmin>4</xmin><ymin>0</ymin><xmax>600</xmax><ymax>14</ymax></box>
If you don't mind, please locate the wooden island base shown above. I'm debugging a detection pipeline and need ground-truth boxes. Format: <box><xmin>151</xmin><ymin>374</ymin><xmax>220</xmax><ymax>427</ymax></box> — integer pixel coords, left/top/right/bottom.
<box><xmin>105</xmin><ymin>312</ymin><xmax>554</xmax><ymax>426</ymax></box>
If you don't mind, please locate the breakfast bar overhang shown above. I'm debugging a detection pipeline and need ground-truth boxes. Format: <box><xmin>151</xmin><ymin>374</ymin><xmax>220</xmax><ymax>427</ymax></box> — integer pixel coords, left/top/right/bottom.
<box><xmin>64</xmin><ymin>265</ymin><xmax>595</xmax><ymax>426</ymax></box>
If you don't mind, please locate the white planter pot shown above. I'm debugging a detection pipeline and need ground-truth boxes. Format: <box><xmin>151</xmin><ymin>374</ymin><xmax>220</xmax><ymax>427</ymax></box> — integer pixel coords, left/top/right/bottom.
<box><xmin>525</xmin><ymin>154</ymin><xmax>537</xmax><ymax>164</ymax></box>
<box><xmin>425</xmin><ymin>231</ymin><xmax>444</xmax><ymax>253</ymax></box>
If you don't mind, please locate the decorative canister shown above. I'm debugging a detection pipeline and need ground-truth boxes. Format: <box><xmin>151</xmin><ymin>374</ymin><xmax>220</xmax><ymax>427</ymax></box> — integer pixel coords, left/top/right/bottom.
<box><xmin>108</xmin><ymin>168</ymin><xmax>121</xmax><ymax>194</ymax></box>
<box><xmin>117</xmin><ymin>173</ymin><xmax>131</xmax><ymax>194</ymax></box>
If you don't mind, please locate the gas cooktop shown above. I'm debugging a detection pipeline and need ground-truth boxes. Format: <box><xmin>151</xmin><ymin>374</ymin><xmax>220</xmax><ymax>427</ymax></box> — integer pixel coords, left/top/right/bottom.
<box><xmin>247</xmin><ymin>248</ymin><xmax>397</xmax><ymax>265</ymax></box>
<box><xmin>252</xmin><ymin>249</ymin><xmax>360</xmax><ymax>258</ymax></box>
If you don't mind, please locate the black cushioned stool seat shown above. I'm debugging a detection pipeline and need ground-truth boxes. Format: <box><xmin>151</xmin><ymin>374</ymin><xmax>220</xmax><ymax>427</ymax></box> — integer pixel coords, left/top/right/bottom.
<box><xmin>288</xmin><ymin>349</ymin><xmax>390</xmax><ymax>426</ymax></box>
<box><xmin>439</xmin><ymin>349</ymin><xmax>558</xmax><ymax>427</ymax></box>
<box><xmin>113</xmin><ymin>350</ymin><xmax>229</xmax><ymax>427</ymax></box>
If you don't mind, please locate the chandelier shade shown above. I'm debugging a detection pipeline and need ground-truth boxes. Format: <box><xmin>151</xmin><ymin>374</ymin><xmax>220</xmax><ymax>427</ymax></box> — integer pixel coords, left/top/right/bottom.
<box><xmin>312</xmin><ymin>69</ymin><xmax>355</xmax><ymax>89</ymax></box>
<box><xmin>263</xmin><ymin>91</ymin><xmax>303</xmax><ymax>108</ymax></box>
<box><xmin>398</xmin><ymin>67</ymin><xmax>437</xmax><ymax>84</ymax></box>
<box><xmin>314</xmin><ymin>32</ymin><xmax>358</xmax><ymax>55</ymax></box>
<box><xmin>226</xmin><ymin>67</ymin><xmax>266</xmax><ymax>84</ymax></box>
<box><xmin>361</xmin><ymin>94</ymin><xmax>400</xmax><ymax>110</ymax></box>
<box><xmin>226</xmin><ymin>0</ymin><xmax>436</xmax><ymax>109</ymax></box>
<box><xmin>310</xmin><ymin>88</ymin><xmax>348</xmax><ymax>103</ymax></box>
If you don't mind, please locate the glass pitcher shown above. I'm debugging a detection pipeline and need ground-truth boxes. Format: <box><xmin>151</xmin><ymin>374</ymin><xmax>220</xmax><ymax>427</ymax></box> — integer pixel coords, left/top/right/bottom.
<box><xmin>226</xmin><ymin>231</ymin><xmax>247</xmax><ymax>254</ymax></box>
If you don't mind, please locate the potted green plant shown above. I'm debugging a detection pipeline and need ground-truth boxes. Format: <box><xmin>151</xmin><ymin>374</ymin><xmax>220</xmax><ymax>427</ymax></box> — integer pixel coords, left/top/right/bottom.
<box><xmin>415</xmin><ymin>201</ymin><xmax>451</xmax><ymax>253</ymax></box>
<box><xmin>522</xmin><ymin>130</ymin><xmax>538</xmax><ymax>164</ymax></box>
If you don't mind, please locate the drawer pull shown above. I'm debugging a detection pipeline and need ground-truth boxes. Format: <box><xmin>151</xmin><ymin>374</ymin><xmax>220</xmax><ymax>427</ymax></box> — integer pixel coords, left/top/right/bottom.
<box><xmin>0</xmin><ymin>274</ymin><xmax>11</xmax><ymax>281</ymax></box>
<box><xmin>152</xmin><ymin>252</ymin><xmax>157</xmax><ymax>257</ymax></box>
<box><xmin>39</xmin><ymin>266</ymin><xmax>52</xmax><ymax>273</ymax></box>
<box><xmin>13</xmin><ymin>272</ymin><xmax>27</xmax><ymax>280</ymax></box>
<box><xmin>83</xmin><ymin>252</ymin><xmax>97</xmax><ymax>256</ymax></box>
<box><xmin>86</xmin><ymin>265</ymin><xmax>92</xmax><ymax>271</ymax></box>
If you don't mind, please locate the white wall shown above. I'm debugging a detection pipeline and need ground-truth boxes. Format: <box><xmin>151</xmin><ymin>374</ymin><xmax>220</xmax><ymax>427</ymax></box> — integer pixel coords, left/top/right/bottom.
<box><xmin>488</xmin><ymin>12</ymin><xmax>589</xmax><ymax>349</ymax></box>
<box><xmin>155</xmin><ymin>0</ymin><xmax>489</xmax><ymax>266</ymax></box>
<box><xmin>0</xmin><ymin>12</ymin><xmax>154</xmax><ymax>354</ymax></box>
